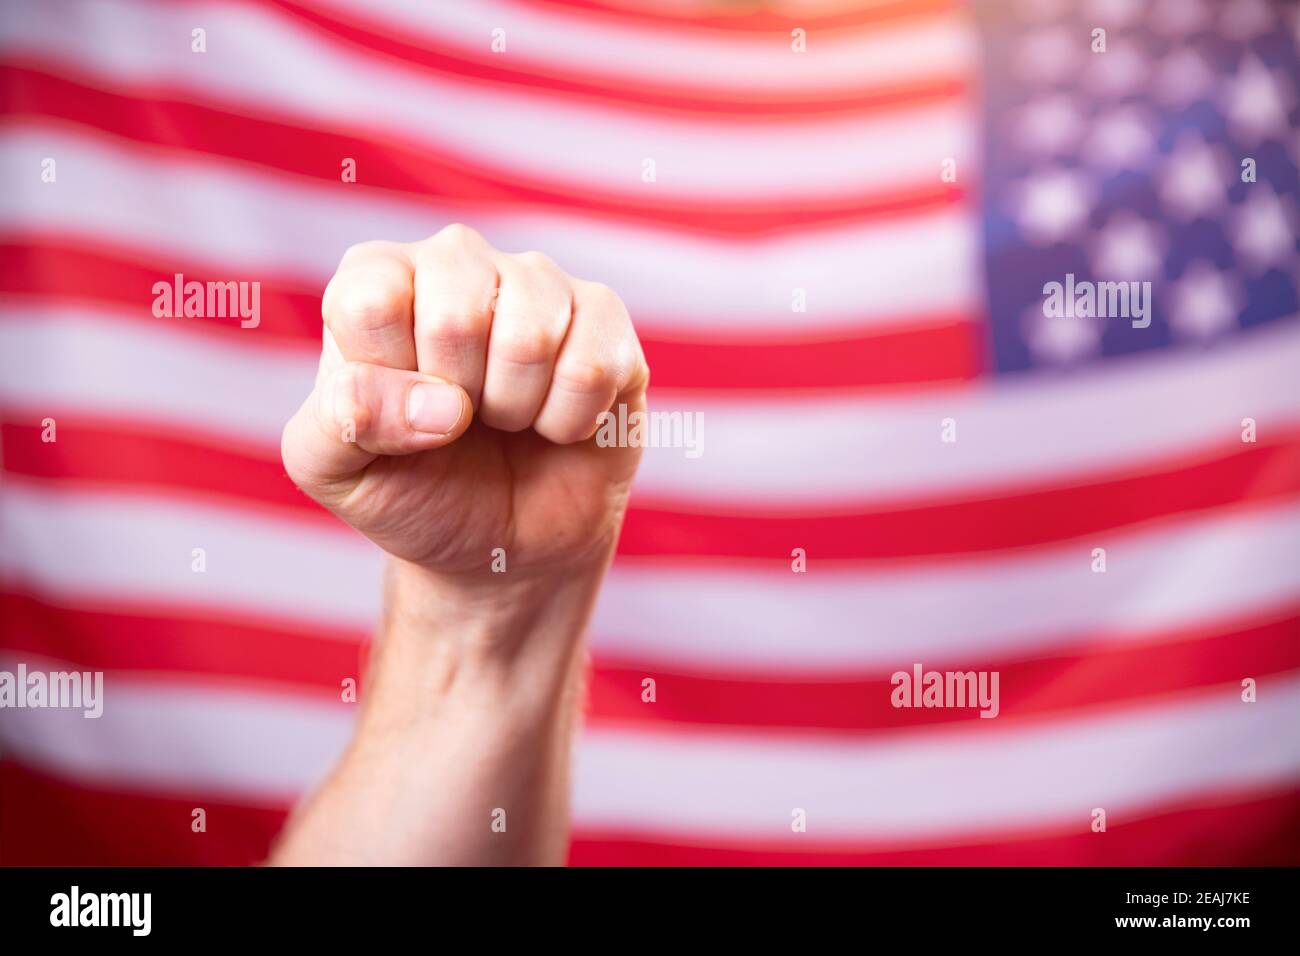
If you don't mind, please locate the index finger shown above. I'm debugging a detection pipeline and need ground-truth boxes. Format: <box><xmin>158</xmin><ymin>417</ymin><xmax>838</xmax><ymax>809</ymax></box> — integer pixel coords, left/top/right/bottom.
<box><xmin>321</xmin><ymin>240</ymin><xmax>418</xmax><ymax>370</ymax></box>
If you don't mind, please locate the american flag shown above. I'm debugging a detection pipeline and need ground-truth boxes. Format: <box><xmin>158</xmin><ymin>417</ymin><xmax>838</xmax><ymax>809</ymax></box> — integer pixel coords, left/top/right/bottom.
<box><xmin>1</xmin><ymin>0</ymin><xmax>1298</xmax><ymax>865</ymax></box>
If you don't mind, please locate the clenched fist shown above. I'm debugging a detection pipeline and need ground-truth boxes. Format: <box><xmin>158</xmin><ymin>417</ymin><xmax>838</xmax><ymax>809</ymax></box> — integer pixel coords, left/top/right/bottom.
<box><xmin>281</xmin><ymin>224</ymin><xmax>649</xmax><ymax>577</ymax></box>
<box><xmin>273</xmin><ymin>226</ymin><xmax>650</xmax><ymax>865</ymax></box>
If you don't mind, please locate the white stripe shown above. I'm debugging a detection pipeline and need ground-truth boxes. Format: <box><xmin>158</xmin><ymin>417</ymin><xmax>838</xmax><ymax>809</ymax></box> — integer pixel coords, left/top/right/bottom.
<box><xmin>641</xmin><ymin>322</ymin><xmax>1300</xmax><ymax>501</ymax></box>
<box><xmin>0</xmin><ymin>0</ymin><xmax>975</xmax><ymax>199</ymax></box>
<box><xmin>0</xmin><ymin>482</ymin><xmax>385</xmax><ymax>636</ymax></box>
<box><xmin>3</xmin><ymin>656</ymin><xmax>1296</xmax><ymax>837</ymax></box>
<box><xmin>0</xmin><ymin>308</ymin><xmax>316</xmax><ymax>451</ymax></box>
<box><xmin>599</xmin><ymin>504</ymin><xmax>1300</xmax><ymax>668</ymax></box>
<box><xmin>0</xmin><ymin>125</ymin><xmax>978</xmax><ymax>331</ymax></box>
<box><xmin>5</xmin><ymin>482</ymin><xmax>1299</xmax><ymax>669</ymax></box>
<box><xmin>2</xmin><ymin>304</ymin><xmax>1297</xmax><ymax>504</ymax></box>
<box><xmin>310</xmin><ymin>0</ymin><xmax>976</xmax><ymax>93</ymax></box>
<box><xmin>575</xmin><ymin>677</ymin><xmax>1300</xmax><ymax>837</ymax></box>
<box><xmin>0</xmin><ymin>654</ymin><xmax>350</xmax><ymax>804</ymax></box>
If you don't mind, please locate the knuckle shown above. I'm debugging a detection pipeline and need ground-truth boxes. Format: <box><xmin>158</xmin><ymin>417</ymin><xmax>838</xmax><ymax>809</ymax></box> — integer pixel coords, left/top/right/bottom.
<box><xmin>431</xmin><ymin>222</ymin><xmax>486</xmax><ymax>252</ymax></box>
<box><xmin>551</xmin><ymin>359</ymin><xmax>615</xmax><ymax>397</ymax></box>
<box><xmin>619</xmin><ymin>347</ymin><xmax>649</xmax><ymax>393</ymax></box>
<box><xmin>581</xmin><ymin>280</ymin><xmax>626</xmax><ymax>313</ymax></box>
<box><xmin>423</xmin><ymin>309</ymin><xmax>486</xmax><ymax>343</ymax></box>
<box><xmin>338</xmin><ymin>239</ymin><xmax>395</xmax><ymax>266</ymax></box>
<box><xmin>513</xmin><ymin>249</ymin><xmax>559</xmax><ymax>273</ymax></box>
<box><xmin>328</xmin><ymin>275</ymin><xmax>408</xmax><ymax>332</ymax></box>
<box><xmin>478</xmin><ymin>403</ymin><xmax>532</xmax><ymax>433</ymax></box>
<box><xmin>538</xmin><ymin>414</ymin><xmax>597</xmax><ymax>446</ymax></box>
<box><xmin>491</xmin><ymin>319</ymin><xmax>559</xmax><ymax>366</ymax></box>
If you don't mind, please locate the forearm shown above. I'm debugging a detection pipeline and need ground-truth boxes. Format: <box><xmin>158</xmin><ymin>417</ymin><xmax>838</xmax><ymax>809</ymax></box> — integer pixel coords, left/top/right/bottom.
<box><xmin>270</xmin><ymin>556</ymin><xmax>607</xmax><ymax>866</ymax></box>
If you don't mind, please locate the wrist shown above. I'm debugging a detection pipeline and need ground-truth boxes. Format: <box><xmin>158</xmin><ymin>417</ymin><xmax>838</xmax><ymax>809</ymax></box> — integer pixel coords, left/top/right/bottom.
<box><xmin>358</xmin><ymin>554</ymin><xmax>610</xmax><ymax>731</ymax></box>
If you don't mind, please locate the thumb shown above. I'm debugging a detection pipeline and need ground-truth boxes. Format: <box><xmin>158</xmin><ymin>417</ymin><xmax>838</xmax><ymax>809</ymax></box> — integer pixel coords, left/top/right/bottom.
<box><xmin>282</xmin><ymin>360</ymin><xmax>471</xmax><ymax>495</ymax></box>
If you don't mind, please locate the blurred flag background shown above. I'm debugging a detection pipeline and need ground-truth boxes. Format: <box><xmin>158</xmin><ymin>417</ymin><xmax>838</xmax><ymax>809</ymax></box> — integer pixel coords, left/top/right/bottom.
<box><xmin>1</xmin><ymin>0</ymin><xmax>1298</xmax><ymax>864</ymax></box>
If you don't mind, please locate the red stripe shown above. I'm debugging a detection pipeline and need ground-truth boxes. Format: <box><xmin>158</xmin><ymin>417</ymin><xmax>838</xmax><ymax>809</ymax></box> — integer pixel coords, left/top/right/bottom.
<box><xmin>589</xmin><ymin>611</ymin><xmax>1300</xmax><ymax>731</ymax></box>
<box><xmin>568</xmin><ymin>788</ymin><xmax>1300</xmax><ymax>865</ymax></box>
<box><xmin>3</xmin><ymin>762</ymin><xmax>1294</xmax><ymax>865</ymax></box>
<box><xmin>620</xmin><ymin>435</ymin><xmax>1300</xmax><ymax>559</ymax></box>
<box><xmin>0</xmin><ymin>590</ymin><xmax>367</xmax><ymax>700</ymax></box>
<box><xmin>5</xmin><ymin>419</ymin><xmax>1299</xmax><ymax>560</ymax></box>
<box><xmin>0</xmin><ymin>238</ymin><xmax>984</xmax><ymax>391</ymax></box>
<box><xmin>0</xmin><ymin>419</ymin><xmax>315</xmax><ymax>514</ymax></box>
<box><xmin>645</xmin><ymin>318</ymin><xmax>981</xmax><ymax>392</ymax></box>
<box><xmin>4</xmin><ymin>591</ymin><xmax>1296</xmax><ymax>732</ymax></box>
<box><xmin>518</xmin><ymin>0</ymin><xmax>961</xmax><ymax>35</ymax></box>
<box><xmin>0</xmin><ymin>238</ymin><xmax>322</xmax><ymax>348</ymax></box>
<box><xmin>0</xmin><ymin>763</ymin><xmax>285</xmax><ymax>866</ymax></box>
<box><xmin>0</xmin><ymin>65</ymin><xmax>965</xmax><ymax>238</ymax></box>
<box><xmin>262</xmin><ymin>0</ymin><xmax>966</xmax><ymax>118</ymax></box>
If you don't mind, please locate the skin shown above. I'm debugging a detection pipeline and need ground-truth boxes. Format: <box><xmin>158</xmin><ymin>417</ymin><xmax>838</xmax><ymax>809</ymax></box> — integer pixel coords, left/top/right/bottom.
<box><xmin>271</xmin><ymin>224</ymin><xmax>649</xmax><ymax>865</ymax></box>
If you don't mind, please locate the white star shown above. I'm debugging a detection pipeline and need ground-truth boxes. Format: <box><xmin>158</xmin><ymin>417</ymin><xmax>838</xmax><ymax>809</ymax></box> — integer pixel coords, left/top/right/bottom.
<box><xmin>1016</xmin><ymin>169</ymin><xmax>1094</xmax><ymax>244</ymax></box>
<box><xmin>1158</xmin><ymin>133</ymin><xmax>1229</xmax><ymax>221</ymax></box>
<box><xmin>1232</xmin><ymin>186</ymin><xmax>1297</xmax><ymax>275</ymax></box>
<box><xmin>1014</xmin><ymin>95</ymin><xmax>1087</xmax><ymax>155</ymax></box>
<box><xmin>1017</xmin><ymin>26</ymin><xmax>1082</xmax><ymax>85</ymax></box>
<box><xmin>1222</xmin><ymin>54</ymin><xmax>1293</xmax><ymax>144</ymax></box>
<box><xmin>1087</xmin><ymin>0</ymin><xmax>1143</xmax><ymax>27</ymax></box>
<box><xmin>1086</xmin><ymin>44</ymin><xmax>1148</xmax><ymax>97</ymax></box>
<box><xmin>1154</xmin><ymin>48</ymin><xmax>1216</xmax><ymax>109</ymax></box>
<box><xmin>1086</xmin><ymin>106</ymin><xmax>1156</xmax><ymax>170</ymax></box>
<box><xmin>1022</xmin><ymin>301</ymin><xmax>1105</xmax><ymax>365</ymax></box>
<box><xmin>1220</xmin><ymin>0</ymin><xmax>1275</xmax><ymax>42</ymax></box>
<box><xmin>1166</xmin><ymin>260</ymin><xmax>1243</xmax><ymax>339</ymax></box>
<box><xmin>1148</xmin><ymin>0</ymin><xmax>1213</xmax><ymax>35</ymax></box>
<box><xmin>1091</xmin><ymin>211</ymin><xmax>1166</xmax><ymax>279</ymax></box>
